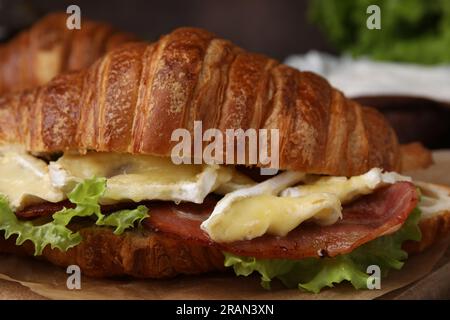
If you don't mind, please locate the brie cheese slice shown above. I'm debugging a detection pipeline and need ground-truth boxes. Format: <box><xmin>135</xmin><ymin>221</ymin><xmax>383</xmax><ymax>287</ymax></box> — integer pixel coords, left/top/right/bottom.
<box><xmin>48</xmin><ymin>152</ymin><xmax>233</xmax><ymax>204</ymax></box>
<box><xmin>202</xmin><ymin>171</ymin><xmax>341</xmax><ymax>242</ymax></box>
<box><xmin>0</xmin><ymin>146</ymin><xmax>65</xmax><ymax>210</ymax></box>
<box><xmin>202</xmin><ymin>191</ymin><xmax>341</xmax><ymax>242</ymax></box>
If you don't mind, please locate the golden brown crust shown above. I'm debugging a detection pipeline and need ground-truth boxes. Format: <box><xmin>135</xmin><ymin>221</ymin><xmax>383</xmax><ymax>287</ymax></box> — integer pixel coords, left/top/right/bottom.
<box><xmin>0</xmin><ymin>12</ymin><xmax>135</xmax><ymax>94</ymax></box>
<box><xmin>0</xmin><ymin>227</ymin><xmax>225</xmax><ymax>278</ymax></box>
<box><xmin>0</xmin><ymin>27</ymin><xmax>400</xmax><ymax>176</ymax></box>
<box><xmin>400</xmin><ymin>142</ymin><xmax>433</xmax><ymax>172</ymax></box>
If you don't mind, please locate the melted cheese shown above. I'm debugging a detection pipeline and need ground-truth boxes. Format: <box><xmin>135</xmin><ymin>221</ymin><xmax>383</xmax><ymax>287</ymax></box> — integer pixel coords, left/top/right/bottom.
<box><xmin>214</xmin><ymin>170</ymin><xmax>256</xmax><ymax>194</ymax></box>
<box><xmin>202</xmin><ymin>168</ymin><xmax>413</xmax><ymax>242</ymax></box>
<box><xmin>281</xmin><ymin>168</ymin><xmax>411</xmax><ymax>204</ymax></box>
<box><xmin>201</xmin><ymin>171</ymin><xmax>342</xmax><ymax>242</ymax></box>
<box><xmin>0</xmin><ymin>146</ymin><xmax>64</xmax><ymax>210</ymax></box>
<box><xmin>48</xmin><ymin>152</ymin><xmax>234</xmax><ymax>204</ymax></box>
<box><xmin>202</xmin><ymin>192</ymin><xmax>341</xmax><ymax>242</ymax></box>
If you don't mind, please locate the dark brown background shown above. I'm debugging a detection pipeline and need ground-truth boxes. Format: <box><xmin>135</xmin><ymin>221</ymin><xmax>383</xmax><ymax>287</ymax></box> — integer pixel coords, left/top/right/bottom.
<box><xmin>0</xmin><ymin>0</ymin><xmax>334</xmax><ymax>60</ymax></box>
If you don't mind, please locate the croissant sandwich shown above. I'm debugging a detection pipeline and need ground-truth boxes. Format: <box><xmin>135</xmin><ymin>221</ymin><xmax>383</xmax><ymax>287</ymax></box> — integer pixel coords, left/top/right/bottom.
<box><xmin>0</xmin><ymin>27</ymin><xmax>449</xmax><ymax>294</ymax></box>
<box><xmin>0</xmin><ymin>12</ymin><xmax>136</xmax><ymax>94</ymax></box>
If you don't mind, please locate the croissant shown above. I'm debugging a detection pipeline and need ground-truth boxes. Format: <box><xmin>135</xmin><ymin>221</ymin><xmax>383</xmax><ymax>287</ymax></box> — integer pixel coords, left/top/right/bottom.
<box><xmin>0</xmin><ymin>27</ymin><xmax>447</xmax><ymax>283</ymax></box>
<box><xmin>0</xmin><ymin>12</ymin><xmax>135</xmax><ymax>94</ymax></box>
<box><xmin>0</xmin><ymin>27</ymin><xmax>399</xmax><ymax>176</ymax></box>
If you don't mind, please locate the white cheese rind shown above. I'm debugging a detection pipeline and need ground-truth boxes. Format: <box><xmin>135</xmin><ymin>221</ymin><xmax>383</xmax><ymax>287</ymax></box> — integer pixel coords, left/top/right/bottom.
<box><xmin>281</xmin><ymin>168</ymin><xmax>411</xmax><ymax>204</ymax></box>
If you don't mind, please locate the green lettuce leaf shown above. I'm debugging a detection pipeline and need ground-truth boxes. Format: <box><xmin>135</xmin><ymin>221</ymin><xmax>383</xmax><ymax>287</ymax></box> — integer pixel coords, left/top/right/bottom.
<box><xmin>224</xmin><ymin>208</ymin><xmax>422</xmax><ymax>293</ymax></box>
<box><xmin>52</xmin><ymin>177</ymin><xmax>106</xmax><ymax>226</ymax></box>
<box><xmin>96</xmin><ymin>205</ymin><xmax>149</xmax><ymax>235</ymax></box>
<box><xmin>52</xmin><ymin>177</ymin><xmax>149</xmax><ymax>235</ymax></box>
<box><xmin>0</xmin><ymin>177</ymin><xmax>149</xmax><ymax>256</ymax></box>
<box><xmin>0</xmin><ymin>195</ymin><xmax>82</xmax><ymax>255</ymax></box>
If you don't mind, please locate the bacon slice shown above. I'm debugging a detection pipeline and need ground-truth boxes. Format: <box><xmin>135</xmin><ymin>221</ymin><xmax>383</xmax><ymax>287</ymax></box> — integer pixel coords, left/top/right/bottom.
<box><xmin>14</xmin><ymin>182</ymin><xmax>418</xmax><ymax>259</ymax></box>
<box><xmin>144</xmin><ymin>182</ymin><xmax>418</xmax><ymax>259</ymax></box>
<box><xmin>16</xmin><ymin>200</ymin><xmax>73</xmax><ymax>219</ymax></box>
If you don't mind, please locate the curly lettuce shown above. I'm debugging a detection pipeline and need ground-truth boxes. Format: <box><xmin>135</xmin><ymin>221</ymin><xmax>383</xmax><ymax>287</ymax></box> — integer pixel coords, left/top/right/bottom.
<box><xmin>96</xmin><ymin>206</ymin><xmax>148</xmax><ymax>235</ymax></box>
<box><xmin>224</xmin><ymin>208</ymin><xmax>421</xmax><ymax>293</ymax></box>
<box><xmin>0</xmin><ymin>177</ymin><xmax>149</xmax><ymax>255</ymax></box>
<box><xmin>52</xmin><ymin>177</ymin><xmax>107</xmax><ymax>226</ymax></box>
<box><xmin>0</xmin><ymin>195</ymin><xmax>82</xmax><ymax>255</ymax></box>
<box><xmin>52</xmin><ymin>177</ymin><xmax>149</xmax><ymax>232</ymax></box>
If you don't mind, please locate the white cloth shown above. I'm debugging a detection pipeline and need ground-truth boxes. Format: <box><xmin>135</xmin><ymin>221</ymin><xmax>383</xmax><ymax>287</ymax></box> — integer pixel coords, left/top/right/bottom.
<box><xmin>285</xmin><ymin>51</ymin><xmax>450</xmax><ymax>104</ymax></box>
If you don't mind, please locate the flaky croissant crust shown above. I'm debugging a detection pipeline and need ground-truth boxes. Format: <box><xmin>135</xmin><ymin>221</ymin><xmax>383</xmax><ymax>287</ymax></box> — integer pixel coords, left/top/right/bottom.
<box><xmin>0</xmin><ymin>27</ymin><xmax>400</xmax><ymax>176</ymax></box>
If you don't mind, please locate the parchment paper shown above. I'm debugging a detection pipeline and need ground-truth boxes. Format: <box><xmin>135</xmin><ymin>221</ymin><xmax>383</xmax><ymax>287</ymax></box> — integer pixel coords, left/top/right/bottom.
<box><xmin>0</xmin><ymin>151</ymin><xmax>449</xmax><ymax>300</ymax></box>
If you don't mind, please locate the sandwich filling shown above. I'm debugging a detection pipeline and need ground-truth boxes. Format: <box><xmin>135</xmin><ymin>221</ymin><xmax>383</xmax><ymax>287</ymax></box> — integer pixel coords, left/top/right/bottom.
<box><xmin>0</xmin><ymin>145</ymin><xmax>448</xmax><ymax>292</ymax></box>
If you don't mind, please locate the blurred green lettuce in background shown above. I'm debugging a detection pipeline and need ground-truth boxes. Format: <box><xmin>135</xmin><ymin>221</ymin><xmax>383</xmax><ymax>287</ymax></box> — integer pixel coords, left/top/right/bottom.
<box><xmin>309</xmin><ymin>0</ymin><xmax>450</xmax><ymax>64</ymax></box>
